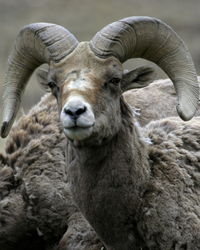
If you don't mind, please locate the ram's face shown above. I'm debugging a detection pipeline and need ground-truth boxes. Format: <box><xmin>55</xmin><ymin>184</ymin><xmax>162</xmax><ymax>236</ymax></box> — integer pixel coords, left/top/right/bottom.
<box><xmin>47</xmin><ymin>43</ymin><xmax>123</xmax><ymax>143</ymax></box>
<box><xmin>1</xmin><ymin>18</ymin><xmax>198</xmax><ymax>140</ymax></box>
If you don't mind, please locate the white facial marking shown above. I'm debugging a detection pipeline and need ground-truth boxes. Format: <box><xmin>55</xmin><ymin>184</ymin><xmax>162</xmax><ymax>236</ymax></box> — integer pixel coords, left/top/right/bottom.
<box><xmin>67</xmin><ymin>79</ymin><xmax>93</xmax><ymax>91</ymax></box>
<box><xmin>63</xmin><ymin>70</ymin><xmax>94</xmax><ymax>91</ymax></box>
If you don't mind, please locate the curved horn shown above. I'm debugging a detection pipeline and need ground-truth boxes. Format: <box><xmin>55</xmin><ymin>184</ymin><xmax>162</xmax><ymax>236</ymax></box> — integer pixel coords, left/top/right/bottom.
<box><xmin>90</xmin><ymin>16</ymin><xmax>199</xmax><ymax>121</ymax></box>
<box><xmin>1</xmin><ymin>23</ymin><xmax>79</xmax><ymax>138</ymax></box>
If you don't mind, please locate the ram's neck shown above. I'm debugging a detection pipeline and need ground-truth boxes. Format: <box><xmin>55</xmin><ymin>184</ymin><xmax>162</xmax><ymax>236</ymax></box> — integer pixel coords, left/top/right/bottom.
<box><xmin>66</xmin><ymin>103</ymin><xmax>150</xmax><ymax>249</ymax></box>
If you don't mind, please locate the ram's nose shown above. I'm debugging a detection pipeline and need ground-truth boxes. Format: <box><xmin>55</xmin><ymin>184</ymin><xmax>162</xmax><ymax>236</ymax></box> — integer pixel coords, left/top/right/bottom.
<box><xmin>64</xmin><ymin>105</ymin><xmax>87</xmax><ymax>121</ymax></box>
<box><xmin>60</xmin><ymin>96</ymin><xmax>95</xmax><ymax>130</ymax></box>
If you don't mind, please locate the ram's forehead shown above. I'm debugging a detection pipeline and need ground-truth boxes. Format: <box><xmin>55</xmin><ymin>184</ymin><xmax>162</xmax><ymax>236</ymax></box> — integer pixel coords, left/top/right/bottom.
<box><xmin>62</xmin><ymin>73</ymin><xmax>95</xmax><ymax>92</ymax></box>
<box><xmin>52</xmin><ymin>42</ymin><xmax>123</xmax><ymax>82</ymax></box>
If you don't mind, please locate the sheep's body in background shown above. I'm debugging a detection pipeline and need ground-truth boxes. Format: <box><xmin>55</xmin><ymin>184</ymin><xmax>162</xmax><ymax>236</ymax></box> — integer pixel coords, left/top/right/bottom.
<box><xmin>140</xmin><ymin>116</ymin><xmax>200</xmax><ymax>249</ymax></box>
<box><xmin>124</xmin><ymin>77</ymin><xmax>200</xmax><ymax>126</ymax></box>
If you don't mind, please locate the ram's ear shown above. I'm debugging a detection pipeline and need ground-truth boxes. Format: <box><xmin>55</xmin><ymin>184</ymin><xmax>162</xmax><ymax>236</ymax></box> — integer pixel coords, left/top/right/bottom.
<box><xmin>121</xmin><ymin>66</ymin><xmax>156</xmax><ymax>92</ymax></box>
<box><xmin>36</xmin><ymin>68</ymin><xmax>49</xmax><ymax>91</ymax></box>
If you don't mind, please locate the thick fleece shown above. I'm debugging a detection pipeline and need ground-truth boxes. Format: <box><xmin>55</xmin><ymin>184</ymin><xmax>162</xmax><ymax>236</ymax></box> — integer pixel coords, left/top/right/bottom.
<box><xmin>0</xmin><ymin>93</ymin><xmax>103</xmax><ymax>250</ymax></box>
<box><xmin>139</xmin><ymin>117</ymin><xmax>200</xmax><ymax>249</ymax></box>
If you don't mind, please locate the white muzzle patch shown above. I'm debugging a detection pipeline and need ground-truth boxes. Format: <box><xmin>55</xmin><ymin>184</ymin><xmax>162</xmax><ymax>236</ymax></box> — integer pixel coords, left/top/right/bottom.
<box><xmin>60</xmin><ymin>95</ymin><xmax>95</xmax><ymax>141</ymax></box>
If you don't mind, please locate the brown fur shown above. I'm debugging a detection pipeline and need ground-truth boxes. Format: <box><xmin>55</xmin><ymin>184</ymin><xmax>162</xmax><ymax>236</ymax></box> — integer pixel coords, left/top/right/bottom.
<box><xmin>0</xmin><ymin>154</ymin><xmax>44</xmax><ymax>250</ymax></box>
<box><xmin>0</xmin><ymin>94</ymin><xmax>103</xmax><ymax>250</ymax></box>
<box><xmin>139</xmin><ymin>117</ymin><xmax>200</xmax><ymax>249</ymax></box>
<box><xmin>66</xmin><ymin>100</ymin><xmax>150</xmax><ymax>249</ymax></box>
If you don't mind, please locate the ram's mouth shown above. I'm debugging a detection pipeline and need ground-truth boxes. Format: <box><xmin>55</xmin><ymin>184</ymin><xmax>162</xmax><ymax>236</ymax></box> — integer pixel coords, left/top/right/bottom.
<box><xmin>63</xmin><ymin>125</ymin><xmax>94</xmax><ymax>141</ymax></box>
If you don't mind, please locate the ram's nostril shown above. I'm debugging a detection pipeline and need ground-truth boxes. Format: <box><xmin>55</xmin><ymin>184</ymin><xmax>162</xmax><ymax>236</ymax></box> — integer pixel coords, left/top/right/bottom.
<box><xmin>64</xmin><ymin>108</ymin><xmax>74</xmax><ymax>116</ymax></box>
<box><xmin>75</xmin><ymin>106</ymin><xmax>87</xmax><ymax>116</ymax></box>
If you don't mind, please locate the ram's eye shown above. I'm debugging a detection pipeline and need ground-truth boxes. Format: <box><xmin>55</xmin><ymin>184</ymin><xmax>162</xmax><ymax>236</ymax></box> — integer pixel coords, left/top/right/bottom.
<box><xmin>47</xmin><ymin>81</ymin><xmax>60</xmax><ymax>98</ymax></box>
<box><xmin>109</xmin><ymin>78</ymin><xmax>121</xmax><ymax>85</ymax></box>
<box><xmin>48</xmin><ymin>81</ymin><xmax>56</xmax><ymax>89</ymax></box>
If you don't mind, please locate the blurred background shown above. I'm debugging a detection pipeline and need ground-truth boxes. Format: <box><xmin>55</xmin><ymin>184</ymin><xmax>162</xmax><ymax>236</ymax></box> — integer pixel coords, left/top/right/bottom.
<box><xmin>0</xmin><ymin>0</ymin><xmax>200</xmax><ymax>152</ymax></box>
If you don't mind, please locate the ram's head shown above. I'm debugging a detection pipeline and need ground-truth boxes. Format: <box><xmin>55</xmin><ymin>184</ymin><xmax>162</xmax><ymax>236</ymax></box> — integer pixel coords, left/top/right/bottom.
<box><xmin>1</xmin><ymin>17</ymin><xmax>199</xmax><ymax>143</ymax></box>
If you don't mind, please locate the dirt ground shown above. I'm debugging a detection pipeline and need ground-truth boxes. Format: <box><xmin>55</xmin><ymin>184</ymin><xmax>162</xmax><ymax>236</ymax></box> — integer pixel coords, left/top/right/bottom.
<box><xmin>0</xmin><ymin>0</ymin><xmax>200</xmax><ymax>151</ymax></box>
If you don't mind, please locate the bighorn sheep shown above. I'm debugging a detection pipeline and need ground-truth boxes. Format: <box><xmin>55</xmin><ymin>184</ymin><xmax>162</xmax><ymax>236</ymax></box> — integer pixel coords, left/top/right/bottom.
<box><xmin>1</xmin><ymin>79</ymin><xmax>199</xmax><ymax>250</ymax></box>
<box><xmin>2</xmin><ymin>79</ymin><xmax>200</xmax><ymax>250</ymax></box>
<box><xmin>1</xmin><ymin>16</ymin><xmax>200</xmax><ymax>250</ymax></box>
